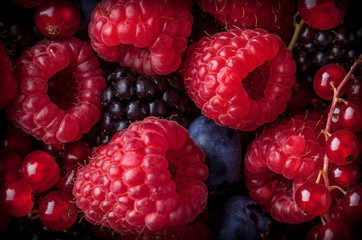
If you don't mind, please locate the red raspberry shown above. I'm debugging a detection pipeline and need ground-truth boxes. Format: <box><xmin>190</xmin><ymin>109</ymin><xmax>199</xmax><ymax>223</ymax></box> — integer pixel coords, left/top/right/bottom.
<box><xmin>5</xmin><ymin>37</ymin><xmax>106</xmax><ymax>147</ymax></box>
<box><xmin>182</xmin><ymin>28</ymin><xmax>296</xmax><ymax>131</ymax></box>
<box><xmin>88</xmin><ymin>0</ymin><xmax>193</xmax><ymax>75</ymax></box>
<box><xmin>73</xmin><ymin>117</ymin><xmax>208</xmax><ymax>236</ymax></box>
<box><xmin>196</xmin><ymin>0</ymin><xmax>296</xmax><ymax>42</ymax></box>
<box><xmin>244</xmin><ymin>111</ymin><xmax>326</xmax><ymax>223</ymax></box>
<box><xmin>0</xmin><ymin>41</ymin><xmax>16</xmax><ymax>110</ymax></box>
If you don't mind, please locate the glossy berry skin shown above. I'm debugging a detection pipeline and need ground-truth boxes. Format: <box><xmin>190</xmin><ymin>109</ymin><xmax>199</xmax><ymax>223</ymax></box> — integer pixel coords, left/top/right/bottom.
<box><xmin>62</xmin><ymin>141</ymin><xmax>92</xmax><ymax>165</ymax></box>
<box><xmin>0</xmin><ymin>148</ymin><xmax>22</xmax><ymax>187</ymax></box>
<box><xmin>5</xmin><ymin>37</ymin><xmax>106</xmax><ymax>147</ymax></box>
<box><xmin>342</xmin><ymin>184</ymin><xmax>362</xmax><ymax>223</ymax></box>
<box><xmin>34</xmin><ymin>0</ymin><xmax>80</xmax><ymax>39</ymax></box>
<box><xmin>295</xmin><ymin>182</ymin><xmax>331</xmax><ymax>216</ymax></box>
<box><xmin>339</xmin><ymin>102</ymin><xmax>362</xmax><ymax>133</ymax></box>
<box><xmin>297</xmin><ymin>0</ymin><xmax>348</xmax><ymax>30</ymax></box>
<box><xmin>38</xmin><ymin>190</ymin><xmax>78</xmax><ymax>231</ymax></box>
<box><xmin>188</xmin><ymin>115</ymin><xmax>242</xmax><ymax>196</ymax></box>
<box><xmin>56</xmin><ymin>163</ymin><xmax>79</xmax><ymax>194</ymax></box>
<box><xmin>325</xmin><ymin>130</ymin><xmax>360</xmax><ymax>165</ymax></box>
<box><xmin>20</xmin><ymin>150</ymin><xmax>60</xmax><ymax>193</ymax></box>
<box><xmin>347</xmin><ymin>79</ymin><xmax>362</xmax><ymax>105</ymax></box>
<box><xmin>305</xmin><ymin>224</ymin><xmax>322</xmax><ymax>240</ymax></box>
<box><xmin>329</xmin><ymin>163</ymin><xmax>361</xmax><ymax>189</ymax></box>
<box><xmin>316</xmin><ymin>221</ymin><xmax>355</xmax><ymax>240</ymax></box>
<box><xmin>313</xmin><ymin>63</ymin><xmax>347</xmax><ymax>100</ymax></box>
<box><xmin>0</xmin><ymin>179</ymin><xmax>34</xmax><ymax>217</ymax></box>
<box><xmin>216</xmin><ymin>196</ymin><xmax>271</xmax><ymax>240</ymax></box>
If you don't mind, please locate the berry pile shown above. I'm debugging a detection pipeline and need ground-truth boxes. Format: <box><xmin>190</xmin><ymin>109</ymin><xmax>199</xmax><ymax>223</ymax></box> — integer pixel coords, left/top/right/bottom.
<box><xmin>0</xmin><ymin>0</ymin><xmax>362</xmax><ymax>239</ymax></box>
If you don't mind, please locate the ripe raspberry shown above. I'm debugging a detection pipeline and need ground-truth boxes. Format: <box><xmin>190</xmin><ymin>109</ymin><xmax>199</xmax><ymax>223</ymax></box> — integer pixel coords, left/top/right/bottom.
<box><xmin>0</xmin><ymin>41</ymin><xmax>16</xmax><ymax>110</ymax></box>
<box><xmin>196</xmin><ymin>0</ymin><xmax>296</xmax><ymax>42</ymax></box>
<box><xmin>73</xmin><ymin>117</ymin><xmax>208</xmax><ymax>236</ymax></box>
<box><xmin>5</xmin><ymin>37</ymin><xmax>106</xmax><ymax>147</ymax></box>
<box><xmin>182</xmin><ymin>28</ymin><xmax>296</xmax><ymax>131</ymax></box>
<box><xmin>88</xmin><ymin>0</ymin><xmax>193</xmax><ymax>75</ymax></box>
<box><xmin>244</xmin><ymin>111</ymin><xmax>326</xmax><ymax>223</ymax></box>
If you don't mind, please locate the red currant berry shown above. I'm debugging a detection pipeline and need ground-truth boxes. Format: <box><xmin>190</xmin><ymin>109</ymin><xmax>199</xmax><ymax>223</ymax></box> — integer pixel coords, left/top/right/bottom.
<box><xmin>342</xmin><ymin>184</ymin><xmax>362</xmax><ymax>224</ymax></box>
<box><xmin>0</xmin><ymin>148</ymin><xmax>22</xmax><ymax>187</ymax></box>
<box><xmin>295</xmin><ymin>182</ymin><xmax>331</xmax><ymax>216</ymax></box>
<box><xmin>62</xmin><ymin>141</ymin><xmax>91</xmax><ymax>165</ymax></box>
<box><xmin>325</xmin><ymin>130</ymin><xmax>360</xmax><ymax>165</ymax></box>
<box><xmin>329</xmin><ymin>163</ymin><xmax>360</xmax><ymax>189</ymax></box>
<box><xmin>0</xmin><ymin>179</ymin><xmax>34</xmax><ymax>217</ymax></box>
<box><xmin>56</xmin><ymin>163</ymin><xmax>78</xmax><ymax>194</ymax></box>
<box><xmin>329</xmin><ymin>198</ymin><xmax>350</xmax><ymax>223</ymax></box>
<box><xmin>21</xmin><ymin>150</ymin><xmax>60</xmax><ymax>193</ymax></box>
<box><xmin>34</xmin><ymin>0</ymin><xmax>80</xmax><ymax>39</ymax></box>
<box><xmin>316</xmin><ymin>221</ymin><xmax>355</xmax><ymax>240</ymax></box>
<box><xmin>297</xmin><ymin>0</ymin><xmax>348</xmax><ymax>30</ymax></box>
<box><xmin>38</xmin><ymin>190</ymin><xmax>77</xmax><ymax>231</ymax></box>
<box><xmin>313</xmin><ymin>63</ymin><xmax>347</xmax><ymax>100</ymax></box>
<box><xmin>347</xmin><ymin>79</ymin><xmax>362</xmax><ymax>105</ymax></box>
<box><xmin>339</xmin><ymin>102</ymin><xmax>362</xmax><ymax>133</ymax></box>
<box><xmin>2</xmin><ymin>126</ymin><xmax>31</xmax><ymax>158</ymax></box>
<box><xmin>305</xmin><ymin>224</ymin><xmax>322</xmax><ymax>240</ymax></box>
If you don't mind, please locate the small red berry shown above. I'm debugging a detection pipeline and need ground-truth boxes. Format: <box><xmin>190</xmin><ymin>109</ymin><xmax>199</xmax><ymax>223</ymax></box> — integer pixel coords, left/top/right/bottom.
<box><xmin>295</xmin><ymin>182</ymin><xmax>331</xmax><ymax>216</ymax></box>
<box><xmin>0</xmin><ymin>148</ymin><xmax>22</xmax><ymax>187</ymax></box>
<box><xmin>21</xmin><ymin>150</ymin><xmax>60</xmax><ymax>193</ymax></box>
<box><xmin>2</xmin><ymin>126</ymin><xmax>32</xmax><ymax>158</ymax></box>
<box><xmin>297</xmin><ymin>0</ymin><xmax>348</xmax><ymax>30</ymax></box>
<box><xmin>62</xmin><ymin>141</ymin><xmax>92</xmax><ymax>165</ymax></box>
<box><xmin>325</xmin><ymin>130</ymin><xmax>360</xmax><ymax>165</ymax></box>
<box><xmin>56</xmin><ymin>163</ymin><xmax>79</xmax><ymax>194</ymax></box>
<box><xmin>316</xmin><ymin>221</ymin><xmax>355</xmax><ymax>240</ymax></box>
<box><xmin>313</xmin><ymin>63</ymin><xmax>347</xmax><ymax>100</ymax></box>
<box><xmin>34</xmin><ymin>0</ymin><xmax>80</xmax><ymax>39</ymax></box>
<box><xmin>339</xmin><ymin>102</ymin><xmax>362</xmax><ymax>133</ymax></box>
<box><xmin>329</xmin><ymin>163</ymin><xmax>361</xmax><ymax>189</ymax></box>
<box><xmin>38</xmin><ymin>190</ymin><xmax>77</xmax><ymax>231</ymax></box>
<box><xmin>0</xmin><ymin>179</ymin><xmax>34</xmax><ymax>217</ymax></box>
<box><xmin>342</xmin><ymin>184</ymin><xmax>362</xmax><ymax>224</ymax></box>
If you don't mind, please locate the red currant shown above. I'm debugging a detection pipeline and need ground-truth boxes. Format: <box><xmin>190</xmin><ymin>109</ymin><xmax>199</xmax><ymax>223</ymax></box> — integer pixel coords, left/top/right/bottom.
<box><xmin>316</xmin><ymin>221</ymin><xmax>355</xmax><ymax>240</ymax></box>
<box><xmin>313</xmin><ymin>63</ymin><xmax>347</xmax><ymax>100</ymax></box>
<box><xmin>62</xmin><ymin>141</ymin><xmax>92</xmax><ymax>165</ymax></box>
<box><xmin>0</xmin><ymin>148</ymin><xmax>22</xmax><ymax>187</ymax></box>
<box><xmin>339</xmin><ymin>102</ymin><xmax>362</xmax><ymax>133</ymax></box>
<box><xmin>295</xmin><ymin>182</ymin><xmax>331</xmax><ymax>216</ymax></box>
<box><xmin>342</xmin><ymin>184</ymin><xmax>362</xmax><ymax>224</ymax></box>
<box><xmin>34</xmin><ymin>0</ymin><xmax>80</xmax><ymax>39</ymax></box>
<box><xmin>305</xmin><ymin>224</ymin><xmax>322</xmax><ymax>240</ymax></box>
<box><xmin>325</xmin><ymin>130</ymin><xmax>360</xmax><ymax>165</ymax></box>
<box><xmin>38</xmin><ymin>190</ymin><xmax>77</xmax><ymax>231</ymax></box>
<box><xmin>20</xmin><ymin>150</ymin><xmax>60</xmax><ymax>193</ymax></box>
<box><xmin>0</xmin><ymin>179</ymin><xmax>34</xmax><ymax>217</ymax></box>
<box><xmin>346</xmin><ymin>79</ymin><xmax>362</xmax><ymax>105</ymax></box>
<box><xmin>329</xmin><ymin>197</ymin><xmax>350</xmax><ymax>223</ymax></box>
<box><xmin>2</xmin><ymin>126</ymin><xmax>31</xmax><ymax>158</ymax></box>
<box><xmin>56</xmin><ymin>163</ymin><xmax>79</xmax><ymax>194</ymax></box>
<box><xmin>329</xmin><ymin>163</ymin><xmax>360</xmax><ymax>189</ymax></box>
<box><xmin>297</xmin><ymin>0</ymin><xmax>348</xmax><ymax>30</ymax></box>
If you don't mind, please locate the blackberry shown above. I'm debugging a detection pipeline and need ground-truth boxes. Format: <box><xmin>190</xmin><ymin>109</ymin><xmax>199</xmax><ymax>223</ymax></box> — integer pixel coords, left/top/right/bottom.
<box><xmin>293</xmin><ymin>1</ymin><xmax>362</xmax><ymax>84</ymax></box>
<box><xmin>0</xmin><ymin>1</ymin><xmax>42</xmax><ymax>61</ymax></box>
<box><xmin>86</xmin><ymin>66</ymin><xmax>200</xmax><ymax>146</ymax></box>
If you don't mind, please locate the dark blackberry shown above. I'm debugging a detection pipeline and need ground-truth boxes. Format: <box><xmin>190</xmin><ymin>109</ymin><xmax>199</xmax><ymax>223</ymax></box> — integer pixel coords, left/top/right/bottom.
<box><xmin>86</xmin><ymin>66</ymin><xmax>200</xmax><ymax>146</ymax></box>
<box><xmin>293</xmin><ymin>0</ymin><xmax>362</xmax><ymax>84</ymax></box>
<box><xmin>0</xmin><ymin>1</ymin><xmax>42</xmax><ymax>61</ymax></box>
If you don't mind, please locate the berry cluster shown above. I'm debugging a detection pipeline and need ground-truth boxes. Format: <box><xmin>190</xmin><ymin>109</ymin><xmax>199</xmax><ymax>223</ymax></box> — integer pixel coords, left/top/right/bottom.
<box><xmin>0</xmin><ymin>0</ymin><xmax>362</xmax><ymax>239</ymax></box>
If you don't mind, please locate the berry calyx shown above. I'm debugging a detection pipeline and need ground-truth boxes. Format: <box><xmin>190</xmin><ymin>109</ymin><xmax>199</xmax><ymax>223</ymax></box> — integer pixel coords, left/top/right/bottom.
<box><xmin>38</xmin><ymin>190</ymin><xmax>78</xmax><ymax>231</ymax></box>
<box><xmin>295</xmin><ymin>182</ymin><xmax>331</xmax><ymax>216</ymax></box>
<box><xmin>34</xmin><ymin>0</ymin><xmax>80</xmax><ymax>39</ymax></box>
<box><xmin>297</xmin><ymin>0</ymin><xmax>348</xmax><ymax>30</ymax></box>
<box><xmin>325</xmin><ymin>129</ymin><xmax>360</xmax><ymax>165</ymax></box>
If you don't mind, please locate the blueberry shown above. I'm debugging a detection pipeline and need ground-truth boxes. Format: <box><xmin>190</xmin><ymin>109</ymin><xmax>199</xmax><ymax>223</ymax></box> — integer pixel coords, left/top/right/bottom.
<box><xmin>188</xmin><ymin>115</ymin><xmax>242</xmax><ymax>196</ymax></box>
<box><xmin>216</xmin><ymin>195</ymin><xmax>272</xmax><ymax>240</ymax></box>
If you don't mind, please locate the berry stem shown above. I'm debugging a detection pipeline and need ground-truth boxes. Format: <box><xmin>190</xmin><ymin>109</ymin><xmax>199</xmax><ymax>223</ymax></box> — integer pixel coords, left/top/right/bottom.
<box><xmin>288</xmin><ymin>12</ymin><xmax>304</xmax><ymax>51</ymax></box>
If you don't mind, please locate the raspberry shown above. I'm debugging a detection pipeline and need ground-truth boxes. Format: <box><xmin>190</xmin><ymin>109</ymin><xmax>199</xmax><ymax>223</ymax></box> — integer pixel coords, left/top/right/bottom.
<box><xmin>182</xmin><ymin>28</ymin><xmax>296</xmax><ymax>131</ymax></box>
<box><xmin>73</xmin><ymin>117</ymin><xmax>208</xmax><ymax>236</ymax></box>
<box><xmin>5</xmin><ymin>37</ymin><xmax>106</xmax><ymax>147</ymax></box>
<box><xmin>195</xmin><ymin>0</ymin><xmax>296</xmax><ymax>42</ymax></box>
<box><xmin>0</xmin><ymin>41</ymin><xmax>16</xmax><ymax>110</ymax></box>
<box><xmin>88</xmin><ymin>0</ymin><xmax>193</xmax><ymax>75</ymax></box>
<box><xmin>244</xmin><ymin>111</ymin><xmax>326</xmax><ymax>223</ymax></box>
